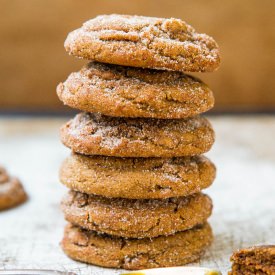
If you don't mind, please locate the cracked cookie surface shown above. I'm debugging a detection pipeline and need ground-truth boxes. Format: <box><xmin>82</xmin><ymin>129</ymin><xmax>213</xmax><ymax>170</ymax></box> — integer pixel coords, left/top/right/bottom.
<box><xmin>230</xmin><ymin>245</ymin><xmax>275</xmax><ymax>275</ymax></box>
<box><xmin>57</xmin><ymin>62</ymin><xmax>214</xmax><ymax>119</ymax></box>
<box><xmin>60</xmin><ymin>112</ymin><xmax>215</xmax><ymax>157</ymax></box>
<box><xmin>65</xmin><ymin>14</ymin><xmax>220</xmax><ymax>72</ymax></box>
<box><xmin>61</xmin><ymin>191</ymin><xmax>212</xmax><ymax>238</ymax></box>
<box><xmin>60</xmin><ymin>153</ymin><xmax>216</xmax><ymax>199</ymax></box>
<box><xmin>0</xmin><ymin>166</ymin><xmax>27</xmax><ymax>211</ymax></box>
<box><xmin>62</xmin><ymin>222</ymin><xmax>212</xmax><ymax>270</ymax></box>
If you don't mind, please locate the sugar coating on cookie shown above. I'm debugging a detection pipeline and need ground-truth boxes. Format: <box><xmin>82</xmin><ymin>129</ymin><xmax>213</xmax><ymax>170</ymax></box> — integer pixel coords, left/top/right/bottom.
<box><xmin>64</xmin><ymin>14</ymin><xmax>220</xmax><ymax>72</ymax></box>
<box><xmin>60</xmin><ymin>153</ymin><xmax>216</xmax><ymax>199</ymax></box>
<box><xmin>62</xmin><ymin>190</ymin><xmax>212</xmax><ymax>238</ymax></box>
<box><xmin>62</xmin><ymin>222</ymin><xmax>213</xmax><ymax>270</ymax></box>
<box><xmin>57</xmin><ymin>62</ymin><xmax>215</xmax><ymax>119</ymax></box>
<box><xmin>230</xmin><ymin>245</ymin><xmax>275</xmax><ymax>275</ymax></box>
<box><xmin>0</xmin><ymin>166</ymin><xmax>27</xmax><ymax>210</ymax></box>
<box><xmin>60</xmin><ymin>112</ymin><xmax>215</xmax><ymax>157</ymax></box>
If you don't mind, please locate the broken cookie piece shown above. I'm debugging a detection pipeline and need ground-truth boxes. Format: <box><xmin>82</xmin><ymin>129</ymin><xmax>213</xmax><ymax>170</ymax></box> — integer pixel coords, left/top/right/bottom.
<box><xmin>229</xmin><ymin>245</ymin><xmax>275</xmax><ymax>275</ymax></box>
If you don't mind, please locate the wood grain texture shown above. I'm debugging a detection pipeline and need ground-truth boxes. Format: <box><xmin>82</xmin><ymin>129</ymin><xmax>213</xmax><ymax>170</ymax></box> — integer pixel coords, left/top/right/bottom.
<box><xmin>0</xmin><ymin>116</ymin><xmax>275</xmax><ymax>274</ymax></box>
<box><xmin>0</xmin><ymin>0</ymin><xmax>275</xmax><ymax>112</ymax></box>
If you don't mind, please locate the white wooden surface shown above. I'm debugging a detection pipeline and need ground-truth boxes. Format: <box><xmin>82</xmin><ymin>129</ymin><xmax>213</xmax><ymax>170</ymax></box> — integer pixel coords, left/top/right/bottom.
<box><xmin>0</xmin><ymin>116</ymin><xmax>275</xmax><ymax>275</ymax></box>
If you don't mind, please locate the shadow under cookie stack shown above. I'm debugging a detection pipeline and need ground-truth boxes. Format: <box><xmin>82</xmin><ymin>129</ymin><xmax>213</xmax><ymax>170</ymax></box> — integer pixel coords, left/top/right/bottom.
<box><xmin>57</xmin><ymin>14</ymin><xmax>220</xmax><ymax>270</ymax></box>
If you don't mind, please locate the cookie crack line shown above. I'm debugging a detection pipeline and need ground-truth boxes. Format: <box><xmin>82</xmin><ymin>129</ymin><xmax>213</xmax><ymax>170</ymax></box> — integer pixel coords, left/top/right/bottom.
<box><xmin>143</xmin><ymin>32</ymin><xmax>216</xmax><ymax>70</ymax></box>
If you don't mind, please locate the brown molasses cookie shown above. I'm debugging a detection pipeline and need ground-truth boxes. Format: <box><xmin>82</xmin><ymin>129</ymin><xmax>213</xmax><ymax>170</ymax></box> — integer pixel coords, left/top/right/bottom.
<box><xmin>60</xmin><ymin>153</ymin><xmax>216</xmax><ymax>199</ymax></box>
<box><xmin>62</xmin><ymin>222</ymin><xmax>213</xmax><ymax>270</ymax></box>
<box><xmin>64</xmin><ymin>14</ymin><xmax>220</xmax><ymax>72</ymax></box>
<box><xmin>60</xmin><ymin>112</ymin><xmax>215</xmax><ymax>157</ymax></box>
<box><xmin>230</xmin><ymin>245</ymin><xmax>275</xmax><ymax>275</ymax></box>
<box><xmin>57</xmin><ymin>62</ymin><xmax>214</xmax><ymax>119</ymax></box>
<box><xmin>61</xmin><ymin>191</ymin><xmax>212</xmax><ymax>238</ymax></box>
<box><xmin>0</xmin><ymin>166</ymin><xmax>27</xmax><ymax>211</ymax></box>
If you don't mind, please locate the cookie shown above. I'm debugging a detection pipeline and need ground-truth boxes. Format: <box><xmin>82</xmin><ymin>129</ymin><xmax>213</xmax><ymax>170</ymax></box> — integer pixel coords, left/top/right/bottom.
<box><xmin>0</xmin><ymin>166</ymin><xmax>27</xmax><ymax>211</ymax></box>
<box><xmin>62</xmin><ymin>190</ymin><xmax>212</xmax><ymax>238</ymax></box>
<box><xmin>60</xmin><ymin>113</ymin><xmax>215</xmax><ymax>157</ymax></box>
<box><xmin>62</xmin><ymin>222</ymin><xmax>212</xmax><ymax>270</ymax></box>
<box><xmin>57</xmin><ymin>62</ymin><xmax>214</xmax><ymax>119</ymax></box>
<box><xmin>60</xmin><ymin>153</ymin><xmax>216</xmax><ymax>199</ymax></box>
<box><xmin>230</xmin><ymin>245</ymin><xmax>275</xmax><ymax>275</ymax></box>
<box><xmin>64</xmin><ymin>14</ymin><xmax>220</xmax><ymax>72</ymax></box>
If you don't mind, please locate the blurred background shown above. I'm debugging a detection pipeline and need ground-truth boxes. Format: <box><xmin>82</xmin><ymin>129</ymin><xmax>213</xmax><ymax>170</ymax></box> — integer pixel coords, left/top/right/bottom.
<box><xmin>1</xmin><ymin>0</ymin><xmax>275</xmax><ymax>114</ymax></box>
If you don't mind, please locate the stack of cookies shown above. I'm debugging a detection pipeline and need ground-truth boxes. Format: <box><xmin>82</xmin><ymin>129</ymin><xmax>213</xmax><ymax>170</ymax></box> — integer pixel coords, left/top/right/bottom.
<box><xmin>57</xmin><ymin>14</ymin><xmax>220</xmax><ymax>270</ymax></box>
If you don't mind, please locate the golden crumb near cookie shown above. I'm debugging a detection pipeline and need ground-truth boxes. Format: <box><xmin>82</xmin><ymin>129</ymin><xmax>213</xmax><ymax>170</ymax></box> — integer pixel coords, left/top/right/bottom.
<box><xmin>120</xmin><ymin>266</ymin><xmax>221</xmax><ymax>275</ymax></box>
